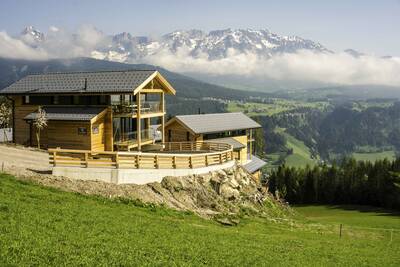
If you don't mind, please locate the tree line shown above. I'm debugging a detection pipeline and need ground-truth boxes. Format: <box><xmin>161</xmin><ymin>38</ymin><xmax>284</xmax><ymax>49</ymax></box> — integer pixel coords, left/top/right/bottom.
<box><xmin>268</xmin><ymin>157</ymin><xmax>400</xmax><ymax>210</ymax></box>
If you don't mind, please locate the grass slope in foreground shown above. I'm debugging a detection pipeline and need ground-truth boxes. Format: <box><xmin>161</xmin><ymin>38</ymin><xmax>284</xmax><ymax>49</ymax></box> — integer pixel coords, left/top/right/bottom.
<box><xmin>1</xmin><ymin>173</ymin><xmax>399</xmax><ymax>266</ymax></box>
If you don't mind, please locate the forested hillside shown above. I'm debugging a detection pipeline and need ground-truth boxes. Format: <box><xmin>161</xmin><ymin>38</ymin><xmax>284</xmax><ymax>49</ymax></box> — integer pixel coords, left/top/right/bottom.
<box><xmin>251</xmin><ymin>100</ymin><xmax>400</xmax><ymax>166</ymax></box>
<box><xmin>269</xmin><ymin>158</ymin><xmax>400</xmax><ymax>210</ymax></box>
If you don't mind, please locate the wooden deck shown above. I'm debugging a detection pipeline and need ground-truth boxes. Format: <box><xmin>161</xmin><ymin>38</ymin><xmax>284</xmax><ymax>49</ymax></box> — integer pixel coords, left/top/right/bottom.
<box><xmin>49</xmin><ymin>142</ymin><xmax>233</xmax><ymax>169</ymax></box>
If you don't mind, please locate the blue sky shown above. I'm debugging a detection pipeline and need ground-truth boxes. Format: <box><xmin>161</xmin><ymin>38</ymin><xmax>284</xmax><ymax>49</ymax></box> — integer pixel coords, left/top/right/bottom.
<box><xmin>0</xmin><ymin>0</ymin><xmax>399</xmax><ymax>56</ymax></box>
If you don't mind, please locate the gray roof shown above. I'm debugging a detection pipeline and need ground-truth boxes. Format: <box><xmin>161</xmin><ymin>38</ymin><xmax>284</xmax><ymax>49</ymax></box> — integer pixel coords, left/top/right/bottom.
<box><xmin>243</xmin><ymin>155</ymin><xmax>267</xmax><ymax>173</ymax></box>
<box><xmin>174</xmin><ymin>112</ymin><xmax>261</xmax><ymax>134</ymax></box>
<box><xmin>0</xmin><ymin>70</ymin><xmax>156</xmax><ymax>95</ymax></box>
<box><xmin>24</xmin><ymin>107</ymin><xmax>105</xmax><ymax>121</ymax></box>
<box><xmin>207</xmin><ymin>137</ymin><xmax>246</xmax><ymax>150</ymax></box>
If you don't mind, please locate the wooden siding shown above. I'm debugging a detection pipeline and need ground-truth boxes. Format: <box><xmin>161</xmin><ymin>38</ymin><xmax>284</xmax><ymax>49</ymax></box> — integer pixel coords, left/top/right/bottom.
<box><xmin>91</xmin><ymin>116</ymin><xmax>105</xmax><ymax>151</ymax></box>
<box><xmin>165</xmin><ymin>120</ymin><xmax>195</xmax><ymax>142</ymax></box>
<box><xmin>46</xmin><ymin>121</ymin><xmax>91</xmax><ymax>150</ymax></box>
<box><xmin>13</xmin><ymin>96</ymin><xmax>38</xmax><ymax>145</ymax></box>
<box><xmin>232</xmin><ymin>135</ymin><xmax>248</xmax><ymax>164</ymax></box>
<box><xmin>104</xmin><ymin>107</ymin><xmax>113</xmax><ymax>151</ymax></box>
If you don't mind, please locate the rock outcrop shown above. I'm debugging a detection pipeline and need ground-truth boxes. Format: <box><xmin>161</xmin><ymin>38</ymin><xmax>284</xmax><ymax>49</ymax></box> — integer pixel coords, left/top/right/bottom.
<box><xmin>5</xmin><ymin>161</ymin><xmax>292</xmax><ymax>221</ymax></box>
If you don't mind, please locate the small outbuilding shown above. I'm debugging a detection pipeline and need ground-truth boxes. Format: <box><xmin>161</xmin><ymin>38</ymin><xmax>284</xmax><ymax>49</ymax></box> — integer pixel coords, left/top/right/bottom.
<box><xmin>164</xmin><ymin>112</ymin><xmax>266</xmax><ymax>180</ymax></box>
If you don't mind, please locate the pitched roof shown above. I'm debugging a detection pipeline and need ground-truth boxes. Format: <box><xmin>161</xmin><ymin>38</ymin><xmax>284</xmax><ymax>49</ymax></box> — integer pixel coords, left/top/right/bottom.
<box><xmin>24</xmin><ymin>107</ymin><xmax>105</xmax><ymax>121</ymax></box>
<box><xmin>169</xmin><ymin>112</ymin><xmax>261</xmax><ymax>134</ymax></box>
<box><xmin>242</xmin><ymin>155</ymin><xmax>267</xmax><ymax>173</ymax></box>
<box><xmin>0</xmin><ymin>70</ymin><xmax>175</xmax><ymax>95</ymax></box>
<box><xmin>207</xmin><ymin>137</ymin><xmax>246</xmax><ymax>150</ymax></box>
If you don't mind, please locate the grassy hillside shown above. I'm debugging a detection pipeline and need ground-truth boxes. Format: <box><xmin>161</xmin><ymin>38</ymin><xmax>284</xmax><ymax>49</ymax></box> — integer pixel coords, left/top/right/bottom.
<box><xmin>1</xmin><ymin>173</ymin><xmax>399</xmax><ymax>266</ymax></box>
<box><xmin>265</xmin><ymin>128</ymin><xmax>319</xmax><ymax>170</ymax></box>
<box><xmin>226</xmin><ymin>99</ymin><xmax>329</xmax><ymax>116</ymax></box>
<box><xmin>282</xmin><ymin>132</ymin><xmax>318</xmax><ymax>167</ymax></box>
<box><xmin>352</xmin><ymin>150</ymin><xmax>397</xmax><ymax>162</ymax></box>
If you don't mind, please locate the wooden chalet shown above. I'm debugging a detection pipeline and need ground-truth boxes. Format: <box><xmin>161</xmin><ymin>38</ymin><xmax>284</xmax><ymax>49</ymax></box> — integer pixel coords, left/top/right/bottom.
<box><xmin>0</xmin><ymin>70</ymin><xmax>175</xmax><ymax>151</ymax></box>
<box><xmin>164</xmin><ymin>112</ymin><xmax>267</xmax><ymax>179</ymax></box>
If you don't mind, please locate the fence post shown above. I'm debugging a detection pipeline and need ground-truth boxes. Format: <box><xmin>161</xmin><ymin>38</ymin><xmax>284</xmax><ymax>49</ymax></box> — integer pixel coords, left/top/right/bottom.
<box><xmin>173</xmin><ymin>156</ymin><xmax>176</xmax><ymax>169</ymax></box>
<box><xmin>53</xmin><ymin>151</ymin><xmax>57</xmax><ymax>167</ymax></box>
<box><xmin>1</xmin><ymin>162</ymin><xmax>4</xmax><ymax>172</ymax></box>
<box><xmin>84</xmin><ymin>152</ymin><xmax>89</xmax><ymax>168</ymax></box>
<box><xmin>155</xmin><ymin>155</ymin><xmax>159</xmax><ymax>169</ymax></box>
<box><xmin>189</xmin><ymin>156</ymin><xmax>193</xmax><ymax>168</ymax></box>
<box><xmin>115</xmin><ymin>154</ymin><xmax>119</xmax><ymax>169</ymax></box>
<box><xmin>339</xmin><ymin>224</ymin><xmax>342</xmax><ymax>238</ymax></box>
<box><xmin>136</xmin><ymin>155</ymin><xmax>140</xmax><ymax>169</ymax></box>
<box><xmin>205</xmin><ymin>155</ymin><xmax>208</xmax><ymax>166</ymax></box>
<box><xmin>219</xmin><ymin>153</ymin><xmax>222</xmax><ymax>164</ymax></box>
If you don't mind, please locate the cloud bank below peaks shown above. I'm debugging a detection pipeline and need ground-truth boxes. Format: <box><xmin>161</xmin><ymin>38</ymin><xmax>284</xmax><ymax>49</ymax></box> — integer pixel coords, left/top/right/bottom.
<box><xmin>1</xmin><ymin>25</ymin><xmax>400</xmax><ymax>87</ymax></box>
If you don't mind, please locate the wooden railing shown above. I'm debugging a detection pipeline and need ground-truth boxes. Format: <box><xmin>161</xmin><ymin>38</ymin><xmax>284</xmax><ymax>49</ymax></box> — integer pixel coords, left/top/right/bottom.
<box><xmin>48</xmin><ymin>142</ymin><xmax>233</xmax><ymax>169</ymax></box>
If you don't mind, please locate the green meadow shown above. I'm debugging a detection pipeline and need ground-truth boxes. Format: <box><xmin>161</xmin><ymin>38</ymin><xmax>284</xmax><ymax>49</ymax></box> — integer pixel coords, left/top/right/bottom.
<box><xmin>1</xmin><ymin>173</ymin><xmax>399</xmax><ymax>266</ymax></box>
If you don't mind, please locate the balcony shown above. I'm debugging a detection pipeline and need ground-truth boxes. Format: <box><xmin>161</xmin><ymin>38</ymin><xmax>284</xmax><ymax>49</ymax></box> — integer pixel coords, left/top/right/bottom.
<box><xmin>114</xmin><ymin>129</ymin><xmax>155</xmax><ymax>150</ymax></box>
<box><xmin>112</xmin><ymin>101</ymin><xmax>162</xmax><ymax>117</ymax></box>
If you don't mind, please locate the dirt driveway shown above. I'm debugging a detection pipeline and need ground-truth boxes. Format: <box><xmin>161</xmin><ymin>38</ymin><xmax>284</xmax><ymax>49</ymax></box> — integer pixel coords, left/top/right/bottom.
<box><xmin>0</xmin><ymin>144</ymin><xmax>50</xmax><ymax>175</ymax></box>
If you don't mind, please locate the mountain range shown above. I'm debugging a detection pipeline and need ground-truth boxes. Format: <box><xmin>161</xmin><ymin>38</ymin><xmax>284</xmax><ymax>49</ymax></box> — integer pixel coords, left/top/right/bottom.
<box><xmin>20</xmin><ymin>26</ymin><xmax>331</xmax><ymax>62</ymax></box>
<box><xmin>3</xmin><ymin>26</ymin><xmax>398</xmax><ymax>93</ymax></box>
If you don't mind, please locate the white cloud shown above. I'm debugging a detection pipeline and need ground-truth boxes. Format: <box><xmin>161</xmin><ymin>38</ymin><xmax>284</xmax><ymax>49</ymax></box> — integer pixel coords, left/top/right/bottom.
<box><xmin>143</xmin><ymin>48</ymin><xmax>400</xmax><ymax>87</ymax></box>
<box><xmin>0</xmin><ymin>31</ymin><xmax>48</xmax><ymax>60</ymax></box>
<box><xmin>49</xmin><ymin>26</ymin><xmax>59</xmax><ymax>32</ymax></box>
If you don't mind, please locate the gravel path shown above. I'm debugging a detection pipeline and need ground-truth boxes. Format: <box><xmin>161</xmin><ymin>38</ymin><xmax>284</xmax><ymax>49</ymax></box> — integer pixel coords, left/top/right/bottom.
<box><xmin>0</xmin><ymin>144</ymin><xmax>50</xmax><ymax>175</ymax></box>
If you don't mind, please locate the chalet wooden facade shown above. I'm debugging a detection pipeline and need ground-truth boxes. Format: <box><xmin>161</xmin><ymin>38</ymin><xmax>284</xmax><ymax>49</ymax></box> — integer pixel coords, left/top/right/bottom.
<box><xmin>0</xmin><ymin>70</ymin><xmax>175</xmax><ymax>152</ymax></box>
<box><xmin>164</xmin><ymin>113</ymin><xmax>266</xmax><ymax>179</ymax></box>
<box><xmin>0</xmin><ymin>70</ymin><xmax>265</xmax><ymax>183</ymax></box>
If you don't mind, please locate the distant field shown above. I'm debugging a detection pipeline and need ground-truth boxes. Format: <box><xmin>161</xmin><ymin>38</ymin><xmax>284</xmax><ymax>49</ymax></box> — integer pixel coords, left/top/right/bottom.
<box><xmin>227</xmin><ymin>99</ymin><xmax>329</xmax><ymax>116</ymax></box>
<box><xmin>294</xmin><ymin>205</ymin><xmax>400</xmax><ymax>230</ymax></box>
<box><xmin>1</xmin><ymin>173</ymin><xmax>399</xmax><ymax>266</ymax></box>
<box><xmin>352</xmin><ymin>151</ymin><xmax>397</xmax><ymax>162</ymax></box>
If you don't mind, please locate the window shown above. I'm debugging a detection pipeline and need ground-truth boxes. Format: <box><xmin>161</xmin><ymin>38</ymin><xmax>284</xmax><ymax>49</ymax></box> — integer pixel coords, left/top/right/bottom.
<box><xmin>53</xmin><ymin>96</ymin><xmax>59</xmax><ymax>104</ymax></box>
<box><xmin>111</xmin><ymin>95</ymin><xmax>121</xmax><ymax>105</ymax></box>
<box><xmin>77</xmin><ymin>127</ymin><xmax>88</xmax><ymax>135</ymax></box>
<box><xmin>99</xmin><ymin>95</ymin><xmax>107</xmax><ymax>105</ymax></box>
<box><xmin>92</xmin><ymin>126</ymin><xmax>99</xmax><ymax>134</ymax></box>
<box><xmin>57</xmin><ymin>96</ymin><xmax>73</xmax><ymax>105</ymax></box>
<box><xmin>24</xmin><ymin>95</ymin><xmax>30</xmax><ymax>104</ymax></box>
<box><xmin>73</xmin><ymin>95</ymin><xmax>80</xmax><ymax>105</ymax></box>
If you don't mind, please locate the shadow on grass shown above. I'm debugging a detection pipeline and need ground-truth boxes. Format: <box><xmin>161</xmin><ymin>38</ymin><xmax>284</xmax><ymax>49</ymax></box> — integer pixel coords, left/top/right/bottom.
<box><xmin>293</xmin><ymin>204</ymin><xmax>400</xmax><ymax>217</ymax></box>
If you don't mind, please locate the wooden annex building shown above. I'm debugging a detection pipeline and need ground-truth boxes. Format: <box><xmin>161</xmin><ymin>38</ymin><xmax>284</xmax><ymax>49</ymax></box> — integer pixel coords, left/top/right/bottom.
<box><xmin>0</xmin><ymin>70</ymin><xmax>175</xmax><ymax>151</ymax></box>
<box><xmin>164</xmin><ymin>113</ymin><xmax>267</xmax><ymax>179</ymax></box>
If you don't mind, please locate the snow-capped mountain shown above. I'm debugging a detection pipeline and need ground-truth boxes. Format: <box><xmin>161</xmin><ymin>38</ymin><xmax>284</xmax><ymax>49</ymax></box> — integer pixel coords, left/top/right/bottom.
<box><xmin>16</xmin><ymin>26</ymin><xmax>331</xmax><ymax>63</ymax></box>
<box><xmin>20</xmin><ymin>26</ymin><xmax>45</xmax><ymax>46</ymax></box>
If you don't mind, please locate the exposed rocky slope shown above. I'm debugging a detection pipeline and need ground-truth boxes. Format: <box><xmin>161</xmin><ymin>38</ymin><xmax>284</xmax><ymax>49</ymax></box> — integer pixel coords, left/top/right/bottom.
<box><xmin>0</xmin><ymin>145</ymin><xmax>291</xmax><ymax>222</ymax></box>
